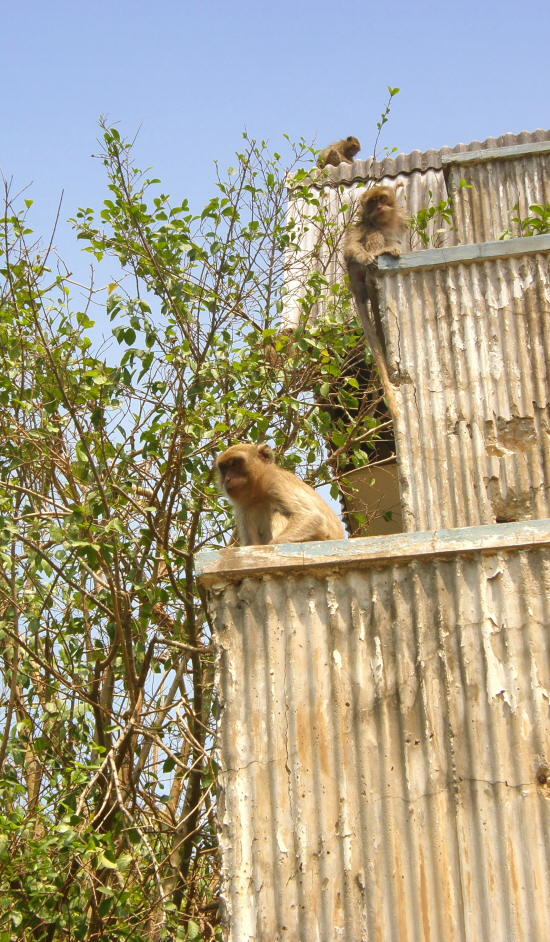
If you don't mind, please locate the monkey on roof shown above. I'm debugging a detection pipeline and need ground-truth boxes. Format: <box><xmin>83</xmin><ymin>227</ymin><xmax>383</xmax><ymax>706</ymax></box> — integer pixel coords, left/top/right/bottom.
<box><xmin>317</xmin><ymin>136</ymin><xmax>361</xmax><ymax>169</ymax></box>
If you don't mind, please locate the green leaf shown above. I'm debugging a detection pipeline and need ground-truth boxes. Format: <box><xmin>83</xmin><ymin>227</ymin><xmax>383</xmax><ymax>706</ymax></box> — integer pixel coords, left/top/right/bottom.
<box><xmin>97</xmin><ymin>851</ymin><xmax>119</xmax><ymax>870</ymax></box>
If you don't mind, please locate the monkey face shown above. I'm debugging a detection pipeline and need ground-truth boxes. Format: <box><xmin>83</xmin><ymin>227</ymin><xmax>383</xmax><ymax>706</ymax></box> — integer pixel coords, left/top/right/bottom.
<box><xmin>216</xmin><ymin>443</ymin><xmax>273</xmax><ymax>502</ymax></box>
<box><xmin>360</xmin><ymin>187</ymin><xmax>396</xmax><ymax>225</ymax></box>
<box><xmin>345</xmin><ymin>136</ymin><xmax>361</xmax><ymax>158</ymax></box>
<box><xmin>217</xmin><ymin>455</ymin><xmax>249</xmax><ymax>498</ymax></box>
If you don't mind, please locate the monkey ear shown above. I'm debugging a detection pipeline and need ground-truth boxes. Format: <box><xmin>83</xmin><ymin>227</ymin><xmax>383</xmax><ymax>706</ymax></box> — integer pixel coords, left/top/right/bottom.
<box><xmin>257</xmin><ymin>444</ymin><xmax>274</xmax><ymax>463</ymax></box>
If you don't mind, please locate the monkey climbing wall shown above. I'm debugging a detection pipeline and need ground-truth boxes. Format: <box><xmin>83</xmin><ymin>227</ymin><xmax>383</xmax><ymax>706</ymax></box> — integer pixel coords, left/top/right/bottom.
<box><xmin>198</xmin><ymin>130</ymin><xmax>550</xmax><ymax>941</ymax></box>
<box><xmin>282</xmin><ymin>130</ymin><xmax>550</xmax><ymax>330</ymax></box>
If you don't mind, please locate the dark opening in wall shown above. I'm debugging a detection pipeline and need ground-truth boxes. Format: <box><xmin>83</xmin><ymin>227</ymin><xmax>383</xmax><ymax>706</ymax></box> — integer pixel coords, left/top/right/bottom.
<box><xmin>320</xmin><ymin>345</ymin><xmax>402</xmax><ymax>536</ymax></box>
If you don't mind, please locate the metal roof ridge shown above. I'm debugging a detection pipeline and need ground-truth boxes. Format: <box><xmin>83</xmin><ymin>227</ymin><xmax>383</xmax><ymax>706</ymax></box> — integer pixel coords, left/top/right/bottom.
<box><xmin>294</xmin><ymin>128</ymin><xmax>550</xmax><ymax>188</ymax></box>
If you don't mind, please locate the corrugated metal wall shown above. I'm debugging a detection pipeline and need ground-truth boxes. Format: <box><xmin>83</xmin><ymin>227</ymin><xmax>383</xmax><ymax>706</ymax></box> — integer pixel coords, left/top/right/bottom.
<box><xmin>376</xmin><ymin>235</ymin><xmax>550</xmax><ymax>531</ymax></box>
<box><xmin>444</xmin><ymin>141</ymin><xmax>550</xmax><ymax>243</ymax></box>
<box><xmin>198</xmin><ymin>522</ymin><xmax>550</xmax><ymax>942</ymax></box>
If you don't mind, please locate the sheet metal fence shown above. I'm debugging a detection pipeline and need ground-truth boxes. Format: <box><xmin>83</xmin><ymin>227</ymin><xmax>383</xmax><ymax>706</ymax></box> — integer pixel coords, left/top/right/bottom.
<box><xmin>197</xmin><ymin>522</ymin><xmax>550</xmax><ymax>942</ymax></box>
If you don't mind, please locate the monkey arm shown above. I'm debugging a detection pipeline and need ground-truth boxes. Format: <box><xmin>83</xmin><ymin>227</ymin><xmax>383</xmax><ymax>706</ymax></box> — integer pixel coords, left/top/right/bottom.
<box><xmin>381</xmin><ymin>235</ymin><xmax>402</xmax><ymax>257</ymax></box>
<box><xmin>345</xmin><ymin>232</ymin><xmax>403</xmax><ymax>276</ymax></box>
<box><xmin>346</xmin><ymin>247</ymin><xmax>375</xmax><ymax>266</ymax></box>
<box><xmin>344</xmin><ymin>227</ymin><xmax>385</xmax><ymax>266</ymax></box>
<box><xmin>344</xmin><ymin>243</ymin><xmax>374</xmax><ymax>267</ymax></box>
<box><xmin>233</xmin><ymin>506</ymin><xmax>254</xmax><ymax>545</ymax></box>
<box><xmin>362</xmin><ymin>231</ymin><xmax>390</xmax><ymax>258</ymax></box>
<box><xmin>234</xmin><ymin>504</ymin><xmax>275</xmax><ymax>546</ymax></box>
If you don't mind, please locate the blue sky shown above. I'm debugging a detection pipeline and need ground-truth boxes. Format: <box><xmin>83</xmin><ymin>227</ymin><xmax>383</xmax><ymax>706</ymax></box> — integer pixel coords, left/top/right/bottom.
<box><xmin>3</xmin><ymin>0</ymin><xmax>549</xmax><ymax>279</ymax></box>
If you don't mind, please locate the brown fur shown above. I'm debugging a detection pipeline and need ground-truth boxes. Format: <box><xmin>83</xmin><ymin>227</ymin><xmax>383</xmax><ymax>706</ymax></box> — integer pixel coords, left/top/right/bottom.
<box><xmin>317</xmin><ymin>136</ymin><xmax>361</xmax><ymax>169</ymax></box>
<box><xmin>344</xmin><ymin>186</ymin><xmax>407</xmax><ymax>304</ymax></box>
<box><xmin>216</xmin><ymin>443</ymin><xmax>345</xmax><ymax>546</ymax></box>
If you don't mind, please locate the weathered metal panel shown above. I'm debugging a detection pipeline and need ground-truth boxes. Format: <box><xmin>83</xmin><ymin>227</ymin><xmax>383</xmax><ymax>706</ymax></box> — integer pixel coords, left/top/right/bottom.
<box><xmin>282</xmin><ymin>182</ymin><xmax>355</xmax><ymax>329</ymax></box>
<box><xmin>444</xmin><ymin>141</ymin><xmax>550</xmax><ymax>243</ymax></box>
<box><xmin>197</xmin><ymin>521</ymin><xmax>550</xmax><ymax>942</ymax></box>
<box><xmin>375</xmin><ymin>236</ymin><xmax>550</xmax><ymax>531</ymax></box>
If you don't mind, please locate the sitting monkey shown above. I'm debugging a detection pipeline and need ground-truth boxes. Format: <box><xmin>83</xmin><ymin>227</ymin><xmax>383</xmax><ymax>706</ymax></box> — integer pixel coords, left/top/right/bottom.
<box><xmin>216</xmin><ymin>443</ymin><xmax>345</xmax><ymax>546</ymax></box>
<box><xmin>317</xmin><ymin>136</ymin><xmax>361</xmax><ymax>169</ymax></box>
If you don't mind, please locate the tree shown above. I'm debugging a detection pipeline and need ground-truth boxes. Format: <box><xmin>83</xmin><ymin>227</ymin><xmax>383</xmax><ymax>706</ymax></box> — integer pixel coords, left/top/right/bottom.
<box><xmin>0</xmin><ymin>124</ymin><xmax>388</xmax><ymax>940</ymax></box>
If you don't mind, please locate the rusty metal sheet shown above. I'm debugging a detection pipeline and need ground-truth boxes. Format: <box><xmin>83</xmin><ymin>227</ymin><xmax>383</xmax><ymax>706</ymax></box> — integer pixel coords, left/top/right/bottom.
<box><xmin>198</xmin><ymin>522</ymin><xmax>550</xmax><ymax>941</ymax></box>
<box><xmin>375</xmin><ymin>236</ymin><xmax>550</xmax><ymax>531</ymax></box>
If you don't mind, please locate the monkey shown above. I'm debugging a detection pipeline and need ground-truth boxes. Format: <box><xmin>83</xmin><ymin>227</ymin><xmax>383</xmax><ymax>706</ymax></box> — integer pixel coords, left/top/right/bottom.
<box><xmin>216</xmin><ymin>443</ymin><xmax>345</xmax><ymax>546</ymax></box>
<box><xmin>343</xmin><ymin>186</ymin><xmax>408</xmax><ymax>348</ymax></box>
<box><xmin>344</xmin><ymin>186</ymin><xmax>407</xmax><ymax>283</ymax></box>
<box><xmin>317</xmin><ymin>136</ymin><xmax>361</xmax><ymax>169</ymax></box>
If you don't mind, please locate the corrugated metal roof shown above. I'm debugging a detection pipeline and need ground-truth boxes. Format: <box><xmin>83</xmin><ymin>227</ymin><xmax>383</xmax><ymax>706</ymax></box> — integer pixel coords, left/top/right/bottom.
<box><xmin>306</xmin><ymin>128</ymin><xmax>550</xmax><ymax>187</ymax></box>
<box><xmin>198</xmin><ymin>520</ymin><xmax>550</xmax><ymax>942</ymax></box>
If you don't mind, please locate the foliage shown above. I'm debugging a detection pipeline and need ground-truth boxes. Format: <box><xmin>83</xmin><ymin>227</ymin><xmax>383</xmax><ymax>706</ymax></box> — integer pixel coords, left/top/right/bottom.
<box><xmin>408</xmin><ymin>179</ymin><xmax>471</xmax><ymax>249</ymax></box>
<box><xmin>0</xmin><ymin>124</ymin><xmax>388</xmax><ymax>939</ymax></box>
<box><xmin>500</xmin><ymin>201</ymin><xmax>550</xmax><ymax>239</ymax></box>
<box><xmin>373</xmin><ymin>86</ymin><xmax>400</xmax><ymax>161</ymax></box>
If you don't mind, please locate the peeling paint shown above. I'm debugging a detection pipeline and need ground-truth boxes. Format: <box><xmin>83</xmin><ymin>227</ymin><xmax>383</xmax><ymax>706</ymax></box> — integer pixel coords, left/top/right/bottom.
<box><xmin>480</xmin><ymin>616</ymin><xmax>517</xmax><ymax>710</ymax></box>
<box><xmin>370</xmin><ymin>635</ymin><xmax>384</xmax><ymax>691</ymax></box>
<box><xmin>326</xmin><ymin>589</ymin><xmax>339</xmax><ymax>616</ymax></box>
